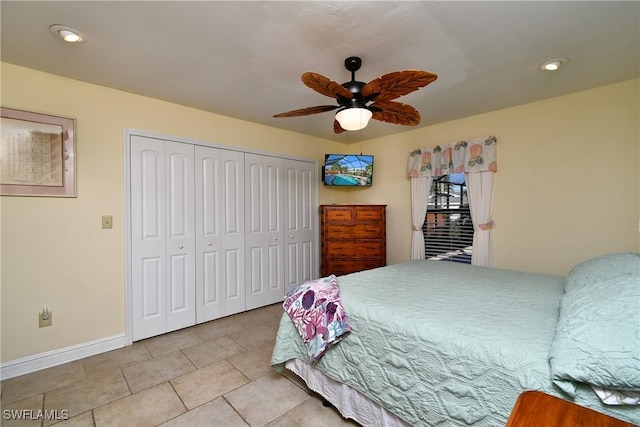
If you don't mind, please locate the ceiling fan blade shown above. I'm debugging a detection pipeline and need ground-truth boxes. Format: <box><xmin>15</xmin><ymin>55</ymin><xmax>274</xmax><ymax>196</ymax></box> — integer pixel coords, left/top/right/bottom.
<box><xmin>333</xmin><ymin>119</ymin><xmax>347</xmax><ymax>134</ymax></box>
<box><xmin>362</xmin><ymin>70</ymin><xmax>437</xmax><ymax>103</ymax></box>
<box><xmin>302</xmin><ymin>72</ymin><xmax>353</xmax><ymax>100</ymax></box>
<box><xmin>273</xmin><ymin>105</ymin><xmax>338</xmax><ymax>118</ymax></box>
<box><xmin>370</xmin><ymin>101</ymin><xmax>421</xmax><ymax>126</ymax></box>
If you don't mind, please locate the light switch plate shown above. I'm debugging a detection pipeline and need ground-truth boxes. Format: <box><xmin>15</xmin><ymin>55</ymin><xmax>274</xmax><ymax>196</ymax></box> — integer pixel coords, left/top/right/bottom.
<box><xmin>102</xmin><ymin>215</ymin><xmax>113</xmax><ymax>229</ymax></box>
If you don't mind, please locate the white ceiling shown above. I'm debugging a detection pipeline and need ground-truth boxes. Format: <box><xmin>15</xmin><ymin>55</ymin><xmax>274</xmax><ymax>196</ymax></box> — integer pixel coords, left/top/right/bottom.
<box><xmin>1</xmin><ymin>1</ymin><xmax>638</xmax><ymax>142</ymax></box>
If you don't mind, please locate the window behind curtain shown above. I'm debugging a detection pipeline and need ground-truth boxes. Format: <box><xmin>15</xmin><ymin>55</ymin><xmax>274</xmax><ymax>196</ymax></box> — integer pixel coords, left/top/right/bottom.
<box><xmin>422</xmin><ymin>173</ymin><xmax>473</xmax><ymax>263</ymax></box>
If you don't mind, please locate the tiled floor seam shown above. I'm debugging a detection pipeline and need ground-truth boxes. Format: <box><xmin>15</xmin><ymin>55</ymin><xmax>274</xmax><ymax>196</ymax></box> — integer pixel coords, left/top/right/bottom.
<box><xmin>221</xmin><ymin>394</ymin><xmax>252</xmax><ymax>427</ymax></box>
<box><xmin>120</xmin><ymin>366</ymin><xmax>134</xmax><ymax>396</ymax></box>
<box><xmin>163</xmin><ymin>380</ymin><xmax>190</xmax><ymax>426</ymax></box>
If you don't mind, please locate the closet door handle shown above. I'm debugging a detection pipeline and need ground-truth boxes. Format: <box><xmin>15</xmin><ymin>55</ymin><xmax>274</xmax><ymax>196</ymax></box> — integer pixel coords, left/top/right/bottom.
<box><xmin>178</xmin><ymin>245</ymin><xmax>184</xmax><ymax>249</ymax></box>
<box><xmin>207</xmin><ymin>242</ymin><xmax>212</xmax><ymax>246</ymax></box>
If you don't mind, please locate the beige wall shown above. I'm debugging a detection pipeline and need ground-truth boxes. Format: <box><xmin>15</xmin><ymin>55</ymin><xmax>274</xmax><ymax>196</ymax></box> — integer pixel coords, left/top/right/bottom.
<box><xmin>1</xmin><ymin>62</ymin><xmax>638</xmax><ymax>364</ymax></box>
<box><xmin>353</xmin><ymin>78</ymin><xmax>640</xmax><ymax>275</ymax></box>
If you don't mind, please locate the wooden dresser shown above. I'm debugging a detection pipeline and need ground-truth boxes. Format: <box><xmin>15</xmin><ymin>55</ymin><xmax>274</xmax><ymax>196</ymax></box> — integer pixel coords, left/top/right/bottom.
<box><xmin>320</xmin><ymin>204</ymin><xmax>386</xmax><ymax>276</ymax></box>
<box><xmin>506</xmin><ymin>391</ymin><xmax>634</xmax><ymax>427</ymax></box>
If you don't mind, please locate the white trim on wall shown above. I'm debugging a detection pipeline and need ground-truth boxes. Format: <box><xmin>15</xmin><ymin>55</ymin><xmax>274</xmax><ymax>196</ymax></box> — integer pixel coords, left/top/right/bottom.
<box><xmin>0</xmin><ymin>334</ymin><xmax>126</xmax><ymax>380</ymax></box>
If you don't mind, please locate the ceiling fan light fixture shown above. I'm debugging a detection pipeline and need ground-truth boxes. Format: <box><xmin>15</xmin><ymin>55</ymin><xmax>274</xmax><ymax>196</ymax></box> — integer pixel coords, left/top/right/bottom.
<box><xmin>539</xmin><ymin>57</ymin><xmax>568</xmax><ymax>71</ymax></box>
<box><xmin>49</xmin><ymin>25</ymin><xmax>87</xmax><ymax>43</ymax></box>
<box><xmin>335</xmin><ymin>108</ymin><xmax>372</xmax><ymax>131</ymax></box>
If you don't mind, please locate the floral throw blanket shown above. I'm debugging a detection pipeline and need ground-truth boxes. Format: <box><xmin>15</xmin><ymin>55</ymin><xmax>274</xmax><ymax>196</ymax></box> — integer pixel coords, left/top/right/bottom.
<box><xmin>283</xmin><ymin>275</ymin><xmax>351</xmax><ymax>364</ymax></box>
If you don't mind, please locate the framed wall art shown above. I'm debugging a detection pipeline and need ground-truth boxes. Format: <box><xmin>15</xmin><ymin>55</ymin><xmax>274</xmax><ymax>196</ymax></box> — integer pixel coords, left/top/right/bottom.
<box><xmin>1</xmin><ymin>107</ymin><xmax>76</xmax><ymax>197</ymax></box>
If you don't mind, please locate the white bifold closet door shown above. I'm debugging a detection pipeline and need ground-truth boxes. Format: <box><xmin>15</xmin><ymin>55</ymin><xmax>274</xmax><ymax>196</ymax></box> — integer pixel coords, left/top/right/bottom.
<box><xmin>284</xmin><ymin>159</ymin><xmax>316</xmax><ymax>295</ymax></box>
<box><xmin>195</xmin><ymin>146</ymin><xmax>245</xmax><ymax>323</ymax></box>
<box><xmin>245</xmin><ymin>153</ymin><xmax>286</xmax><ymax>310</ymax></box>
<box><xmin>129</xmin><ymin>133</ymin><xmax>318</xmax><ymax>341</ymax></box>
<box><xmin>131</xmin><ymin>135</ymin><xmax>196</xmax><ymax>341</ymax></box>
<box><xmin>245</xmin><ymin>153</ymin><xmax>318</xmax><ymax>309</ymax></box>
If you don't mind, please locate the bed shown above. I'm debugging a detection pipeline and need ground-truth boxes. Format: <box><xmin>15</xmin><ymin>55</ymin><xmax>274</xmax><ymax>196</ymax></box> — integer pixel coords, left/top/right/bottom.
<box><xmin>271</xmin><ymin>253</ymin><xmax>640</xmax><ymax>426</ymax></box>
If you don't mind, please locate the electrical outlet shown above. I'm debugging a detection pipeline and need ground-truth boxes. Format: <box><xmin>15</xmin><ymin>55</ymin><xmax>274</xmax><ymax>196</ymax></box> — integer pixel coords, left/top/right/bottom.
<box><xmin>102</xmin><ymin>215</ymin><xmax>113</xmax><ymax>229</ymax></box>
<box><xmin>39</xmin><ymin>307</ymin><xmax>52</xmax><ymax>328</ymax></box>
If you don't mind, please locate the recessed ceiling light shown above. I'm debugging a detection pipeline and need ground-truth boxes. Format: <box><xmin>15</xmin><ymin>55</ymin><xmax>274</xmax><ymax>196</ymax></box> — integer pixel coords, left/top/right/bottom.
<box><xmin>539</xmin><ymin>57</ymin><xmax>568</xmax><ymax>71</ymax></box>
<box><xmin>49</xmin><ymin>25</ymin><xmax>87</xmax><ymax>43</ymax></box>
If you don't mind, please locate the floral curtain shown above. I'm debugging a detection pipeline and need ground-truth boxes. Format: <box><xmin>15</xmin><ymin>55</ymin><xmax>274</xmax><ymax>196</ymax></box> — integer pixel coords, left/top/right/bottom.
<box><xmin>408</xmin><ymin>136</ymin><xmax>497</xmax><ymax>178</ymax></box>
<box><xmin>407</xmin><ymin>136</ymin><xmax>497</xmax><ymax>266</ymax></box>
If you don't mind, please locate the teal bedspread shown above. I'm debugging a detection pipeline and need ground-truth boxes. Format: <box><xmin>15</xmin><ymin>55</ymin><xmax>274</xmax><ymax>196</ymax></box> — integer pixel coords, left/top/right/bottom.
<box><xmin>271</xmin><ymin>260</ymin><xmax>639</xmax><ymax>426</ymax></box>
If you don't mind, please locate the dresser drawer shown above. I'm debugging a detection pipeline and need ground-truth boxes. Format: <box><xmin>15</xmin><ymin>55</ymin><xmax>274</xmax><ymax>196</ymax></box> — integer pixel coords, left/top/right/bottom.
<box><xmin>324</xmin><ymin>224</ymin><xmax>383</xmax><ymax>239</ymax></box>
<box><xmin>322</xmin><ymin>259</ymin><xmax>385</xmax><ymax>276</ymax></box>
<box><xmin>324</xmin><ymin>240</ymin><xmax>384</xmax><ymax>257</ymax></box>
<box><xmin>323</xmin><ymin>208</ymin><xmax>353</xmax><ymax>222</ymax></box>
<box><xmin>355</xmin><ymin>208</ymin><xmax>384</xmax><ymax>222</ymax></box>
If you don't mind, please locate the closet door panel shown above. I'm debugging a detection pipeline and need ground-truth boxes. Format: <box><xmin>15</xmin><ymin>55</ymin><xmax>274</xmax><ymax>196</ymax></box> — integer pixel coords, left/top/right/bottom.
<box><xmin>165</xmin><ymin>142</ymin><xmax>196</xmax><ymax>332</ymax></box>
<box><xmin>201</xmin><ymin>152</ymin><xmax>220</xmax><ymax>311</ymax></box>
<box><xmin>195</xmin><ymin>146</ymin><xmax>223</xmax><ymax>322</ymax></box>
<box><xmin>225</xmin><ymin>248</ymin><xmax>242</xmax><ymax>300</ymax></box>
<box><xmin>169</xmin><ymin>254</ymin><xmax>189</xmax><ymax>311</ymax></box>
<box><xmin>196</xmin><ymin>146</ymin><xmax>246</xmax><ymax>322</ymax></box>
<box><xmin>284</xmin><ymin>159</ymin><xmax>317</xmax><ymax>294</ymax></box>
<box><xmin>221</xmin><ymin>150</ymin><xmax>245</xmax><ymax>316</ymax></box>
<box><xmin>131</xmin><ymin>136</ymin><xmax>168</xmax><ymax>341</ymax></box>
<box><xmin>248</xmin><ymin>246</ymin><xmax>263</xmax><ymax>295</ymax></box>
<box><xmin>141</xmin><ymin>258</ymin><xmax>162</xmax><ymax>321</ymax></box>
<box><xmin>245</xmin><ymin>153</ymin><xmax>284</xmax><ymax>310</ymax></box>
<box><xmin>268</xmin><ymin>245</ymin><xmax>281</xmax><ymax>289</ymax></box>
<box><xmin>202</xmin><ymin>252</ymin><xmax>219</xmax><ymax>304</ymax></box>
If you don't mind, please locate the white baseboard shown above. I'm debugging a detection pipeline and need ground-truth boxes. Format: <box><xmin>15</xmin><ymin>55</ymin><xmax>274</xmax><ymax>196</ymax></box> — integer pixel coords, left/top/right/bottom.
<box><xmin>0</xmin><ymin>334</ymin><xmax>126</xmax><ymax>380</ymax></box>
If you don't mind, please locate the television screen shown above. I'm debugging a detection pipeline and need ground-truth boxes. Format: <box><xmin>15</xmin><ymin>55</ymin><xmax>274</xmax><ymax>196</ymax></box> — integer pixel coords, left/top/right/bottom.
<box><xmin>323</xmin><ymin>154</ymin><xmax>374</xmax><ymax>186</ymax></box>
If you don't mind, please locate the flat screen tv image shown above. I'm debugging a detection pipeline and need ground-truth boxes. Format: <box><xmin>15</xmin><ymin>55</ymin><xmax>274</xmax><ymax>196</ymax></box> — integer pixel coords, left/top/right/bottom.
<box><xmin>323</xmin><ymin>154</ymin><xmax>374</xmax><ymax>186</ymax></box>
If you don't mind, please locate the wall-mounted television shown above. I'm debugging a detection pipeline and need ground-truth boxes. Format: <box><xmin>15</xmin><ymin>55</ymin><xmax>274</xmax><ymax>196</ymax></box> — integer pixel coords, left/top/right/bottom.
<box><xmin>322</xmin><ymin>154</ymin><xmax>374</xmax><ymax>186</ymax></box>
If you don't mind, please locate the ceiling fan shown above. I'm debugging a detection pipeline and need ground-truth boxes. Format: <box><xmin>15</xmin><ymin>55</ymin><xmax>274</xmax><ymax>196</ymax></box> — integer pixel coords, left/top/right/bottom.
<box><xmin>274</xmin><ymin>56</ymin><xmax>438</xmax><ymax>133</ymax></box>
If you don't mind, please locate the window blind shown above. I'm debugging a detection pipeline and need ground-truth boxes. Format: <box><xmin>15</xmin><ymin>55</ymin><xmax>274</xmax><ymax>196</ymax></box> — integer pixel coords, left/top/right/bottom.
<box><xmin>422</xmin><ymin>174</ymin><xmax>473</xmax><ymax>263</ymax></box>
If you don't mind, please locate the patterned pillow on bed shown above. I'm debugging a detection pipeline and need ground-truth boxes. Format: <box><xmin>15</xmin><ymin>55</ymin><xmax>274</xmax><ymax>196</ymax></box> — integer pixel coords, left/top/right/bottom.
<box><xmin>283</xmin><ymin>275</ymin><xmax>351</xmax><ymax>364</ymax></box>
<box><xmin>549</xmin><ymin>253</ymin><xmax>640</xmax><ymax>402</ymax></box>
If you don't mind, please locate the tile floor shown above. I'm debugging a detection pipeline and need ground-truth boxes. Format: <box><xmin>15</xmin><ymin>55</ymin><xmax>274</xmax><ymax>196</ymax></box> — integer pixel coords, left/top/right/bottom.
<box><xmin>1</xmin><ymin>304</ymin><xmax>358</xmax><ymax>427</ymax></box>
